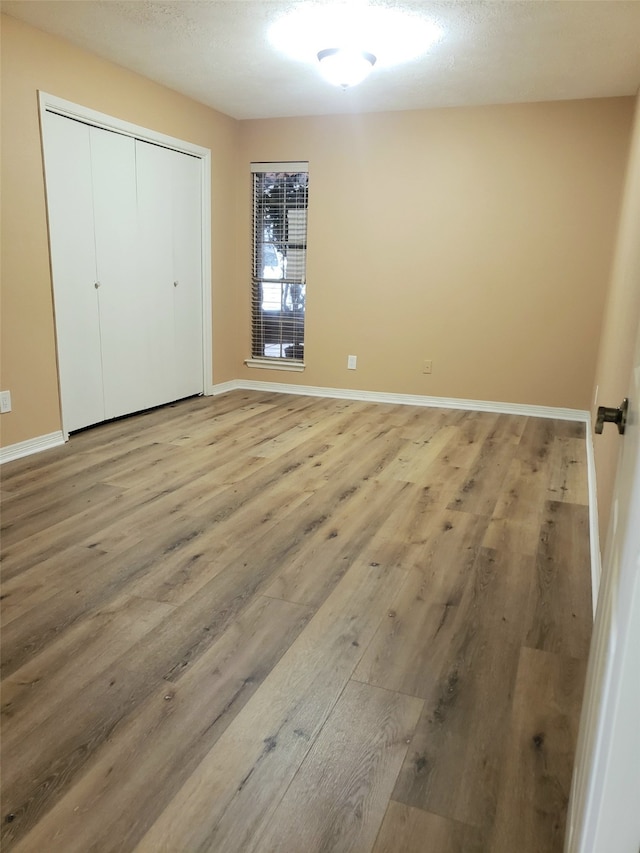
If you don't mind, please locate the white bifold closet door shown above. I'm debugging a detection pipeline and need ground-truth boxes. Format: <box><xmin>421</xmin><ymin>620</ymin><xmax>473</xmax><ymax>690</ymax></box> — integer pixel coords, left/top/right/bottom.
<box><xmin>90</xmin><ymin>125</ymin><xmax>144</xmax><ymax>421</ymax></box>
<box><xmin>135</xmin><ymin>140</ymin><xmax>203</xmax><ymax>407</ymax></box>
<box><xmin>43</xmin><ymin>112</ymin><xmax>203</xmax><ymax>433</ymax></box>
<box><xmin>170</xmin><ymin>148</ymin><xmax>204</xmax><ymax>401</ymax></box>
<box><xmin>44</xmin><ymin>113</ymin><xmax>106</xmax><ymax>432</ymax></box>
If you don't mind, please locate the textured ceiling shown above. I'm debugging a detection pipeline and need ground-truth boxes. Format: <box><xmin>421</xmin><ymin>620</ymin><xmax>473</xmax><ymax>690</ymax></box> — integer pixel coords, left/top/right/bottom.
<box><xmin>3</xmin><ymin>0</ymin><xmax>640</xmax><ymax>120</ymax></box>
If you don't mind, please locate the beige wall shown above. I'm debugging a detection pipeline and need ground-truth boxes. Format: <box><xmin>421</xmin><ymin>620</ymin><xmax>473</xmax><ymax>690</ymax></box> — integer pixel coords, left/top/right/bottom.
<box><xmin>1</xmin><ymin>12</ymin><xmax>635</xmax><ymax>451</ymax></box>
<box><xmin>237</xmin><ymin>101</ymin><xmax>633</xmax><ymax>408</ymax></box>
<box><xmin>0</xmin><ymin>15</ymin><xmax>241</xmax><ymax>448</ymax></box>
<box><xmin>591</xmin><ymin>92</ymin><xmax>640</xmax><ymax>539</ymax></box>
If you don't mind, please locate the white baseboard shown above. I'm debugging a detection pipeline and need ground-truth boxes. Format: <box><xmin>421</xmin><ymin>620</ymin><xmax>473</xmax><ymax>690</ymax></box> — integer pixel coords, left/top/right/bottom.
<box><xmin>208</xmin><ymin>380</ymin><xmax>239</xmax><ymax>396</ymax></box>
<box><xmin>209</xmin><ymin>378</ymin><xmax>590</xmax><ymax>423</ymax></box>
<box><xmin>0</xmin><ymin>430</ymin><xmax>66</xmax><ymax>464</ymax></box>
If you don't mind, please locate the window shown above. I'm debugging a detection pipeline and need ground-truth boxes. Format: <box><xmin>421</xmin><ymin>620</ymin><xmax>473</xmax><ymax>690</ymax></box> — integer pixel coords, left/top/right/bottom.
<box><xmin>249</xmin><ymin>162</ymin><xmax>309</xmax><ymax>367</ymax></box>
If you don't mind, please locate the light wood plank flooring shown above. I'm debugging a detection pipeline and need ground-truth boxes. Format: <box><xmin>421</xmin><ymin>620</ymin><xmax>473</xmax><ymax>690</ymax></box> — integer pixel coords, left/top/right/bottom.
<box><xmin>0</xmin><ymin>392</ymin><xmax>592</xmax><ymax>852</ymax></box>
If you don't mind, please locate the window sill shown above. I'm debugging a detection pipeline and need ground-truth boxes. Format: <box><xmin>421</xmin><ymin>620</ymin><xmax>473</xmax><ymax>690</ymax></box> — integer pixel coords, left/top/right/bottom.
<box><xmin>244</xmin><ymin>358</ymin><xmax>305</xmax><ymax>372</ymax></box>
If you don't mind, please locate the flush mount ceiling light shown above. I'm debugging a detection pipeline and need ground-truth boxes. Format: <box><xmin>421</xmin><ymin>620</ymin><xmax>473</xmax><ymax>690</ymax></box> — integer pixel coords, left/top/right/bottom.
<box><xmin>269</xmin><ymin>4</ymin><xmax>442</xmax><ymax>88</ymax></box>
<box><xmin>317</xmin><ymin>47</ymin><xmax>377</xmax><ymax>88</ymax></box>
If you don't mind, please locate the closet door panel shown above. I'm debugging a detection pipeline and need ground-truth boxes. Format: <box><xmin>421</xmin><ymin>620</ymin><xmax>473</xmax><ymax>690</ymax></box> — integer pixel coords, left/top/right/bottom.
<box><xmin>42</xmin><ymin>113</ymin><xmax>105</xmax><ymax>432</ymax></box>
<box><xmin>135</xmin><ymin>140</ymin><xmax>176</xmax><ymax>407</ymax></box>
<box><xmin>90</xmin><ymin>127</ymin><xmax>152</xmax><ymax>419</ymax></box>
<box><xmin>172</xmin><ymin>152</ymin><xmax>204</xmax><ymax>399</ymax></box>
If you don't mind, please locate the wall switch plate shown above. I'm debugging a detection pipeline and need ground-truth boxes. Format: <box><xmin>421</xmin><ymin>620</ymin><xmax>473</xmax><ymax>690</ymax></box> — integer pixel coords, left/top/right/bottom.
<box><xmin>0</xmin><ymin>391</ymin><xmax>12</xmax><ymax>413</ymax></box>
<box><xmin>423</xmin><ymin>360</ymin><xmax>432</xmax><ymax>374</ymax></box>
<box><xmin>347</xmin><ymin>355</ymin><xmax>357</xmax><ymax>370</ymax></box>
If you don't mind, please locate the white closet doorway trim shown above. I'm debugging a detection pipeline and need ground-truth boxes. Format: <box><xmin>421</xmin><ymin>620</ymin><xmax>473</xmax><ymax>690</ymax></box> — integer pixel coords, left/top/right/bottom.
<box><xmin>38</xmin><ymin>91</ymin><xmax>213</xmax><ymax>439</ymax></box>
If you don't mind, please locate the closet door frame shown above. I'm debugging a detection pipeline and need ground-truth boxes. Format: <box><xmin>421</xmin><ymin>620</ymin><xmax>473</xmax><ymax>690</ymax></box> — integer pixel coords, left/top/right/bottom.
<box><xmin>38</xmin><ymin>91</ymin><xmax>213</xmax><ymax>440</ymax></box>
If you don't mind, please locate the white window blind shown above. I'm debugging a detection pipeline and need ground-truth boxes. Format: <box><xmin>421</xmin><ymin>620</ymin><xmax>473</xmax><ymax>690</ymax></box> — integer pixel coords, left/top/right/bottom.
<box><xmin>251</xmin><ymin>162</ymin><xmax>309</xmax><ymax>363</ymax></box>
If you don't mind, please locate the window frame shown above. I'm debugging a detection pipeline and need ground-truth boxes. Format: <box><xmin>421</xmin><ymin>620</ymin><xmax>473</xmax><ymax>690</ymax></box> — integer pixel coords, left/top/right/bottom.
<box><xmin>245</xmin><ymin>161</ymin><xmax>309</xmax><ymax>371</ymax></box>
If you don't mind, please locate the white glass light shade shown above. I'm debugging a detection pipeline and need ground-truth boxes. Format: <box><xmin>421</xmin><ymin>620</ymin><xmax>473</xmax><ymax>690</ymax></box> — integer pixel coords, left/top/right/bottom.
<box><xmin>270</xmin><ymin>7</ymin><xmax>442</xmax><ymax>70</ymax></box>
<box><xmin>317</xmin><ymin>48</ymin><xmax>376</xmax><ymax>88</ymax></box>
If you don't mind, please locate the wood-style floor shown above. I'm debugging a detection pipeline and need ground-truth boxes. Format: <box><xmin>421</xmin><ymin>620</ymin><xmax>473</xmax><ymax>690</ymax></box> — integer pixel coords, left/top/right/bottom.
<box><xmin>0</xmin><ymin>391</ymin><xmax>592</xmax><ymax>852</ymax></box>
